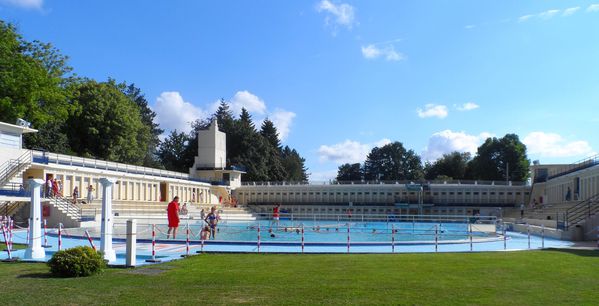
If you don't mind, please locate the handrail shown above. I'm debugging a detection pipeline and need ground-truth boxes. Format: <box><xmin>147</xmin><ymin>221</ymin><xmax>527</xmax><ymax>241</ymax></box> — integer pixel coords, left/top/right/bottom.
<box><xmin>0</xmin><ymin>150</ymin><xmax>32</xmax><ymax>186</ymax></box>
<box><xmin>565</xmin><ymin>192</ymin><xmax>599</xmax><ymax>229</ymax></box>
<box><xmin>241</xmin><ymin>180</ymin><xmax>528</xmax><ymax>186</ymax></box>
<box><xmin>547</xmin><ymin>154</ymin><xmax>599</xmax><ymax>180</ymax></box>
<box><xmin>30</xmin><ymin>150</ymin><xmax>224</xmax><ymax>185</ymax></box>
<box><xmin>247</xmin><ymin>210</ymin><xmax>497</xmax><ymax>224</ymax></box>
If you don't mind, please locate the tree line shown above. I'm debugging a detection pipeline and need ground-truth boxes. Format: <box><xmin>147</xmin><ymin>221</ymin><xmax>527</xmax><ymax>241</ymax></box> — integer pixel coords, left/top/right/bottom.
<box><xmin>0</xmin><ymin>20</ymin><xmax>308</xmax><ymax>181</ymax></box>
<box><xmin>336</xmin><ymin>134</ymin><xmax>531</xmax><ymax>182</ymax></box>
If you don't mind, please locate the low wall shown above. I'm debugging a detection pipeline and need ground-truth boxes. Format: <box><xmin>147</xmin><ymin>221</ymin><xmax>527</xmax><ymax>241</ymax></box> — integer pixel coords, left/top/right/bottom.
<box><xmin>509</xmin><ymin>222</ymin><xmax>574</xmax><ymax>240</ymax></box>
<box><xmin>470</xmin><ymin>224</ymin><xmax>495</xmax><ymax>233</ymax></box>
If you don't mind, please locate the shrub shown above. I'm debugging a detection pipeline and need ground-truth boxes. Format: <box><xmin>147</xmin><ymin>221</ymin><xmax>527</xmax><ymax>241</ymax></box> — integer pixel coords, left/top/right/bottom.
<box><xmin>47</xmin><ymin>246</ymin><xmax>106</xmax><ymax>277</ymax></box>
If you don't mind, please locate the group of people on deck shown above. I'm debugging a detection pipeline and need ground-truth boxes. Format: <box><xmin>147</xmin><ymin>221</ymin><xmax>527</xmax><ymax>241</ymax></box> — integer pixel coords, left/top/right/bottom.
<box><xmin>44</xmin><ymin>177</ymin><xmax>96</xmax><ymax>205</ymax></box>
<box><xmin>166</xmin><ymin>196</ymin><xmax>220</xmax><ymax>240</ymax></box>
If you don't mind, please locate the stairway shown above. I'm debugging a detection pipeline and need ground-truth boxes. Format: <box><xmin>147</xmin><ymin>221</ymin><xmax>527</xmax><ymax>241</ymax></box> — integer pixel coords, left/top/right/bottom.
<box><xmin>46</xmin><ymin>197</ymin><xmax>83</xmax><ymax>221</ymax></box>
<box><xmin>565</xmin><ymin>193</ymin><xmax>599</xmax><ymax>230</ymax></box>
<box><xmin>0</xmin><ymin>150</ymin><xmax>32</xmax><ymax>188</ymax></box>
<box><xmin>0</xmin><ymin>201</ymin><xmax>27</xmax><ymax>217</ymax></box>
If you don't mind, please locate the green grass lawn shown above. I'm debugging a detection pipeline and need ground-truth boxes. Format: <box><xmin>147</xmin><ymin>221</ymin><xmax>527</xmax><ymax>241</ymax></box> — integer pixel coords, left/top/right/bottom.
<box><xmin>1</xmin><ymin>249</ymin><xmax>598</xmax><ymax>305</ymax></box>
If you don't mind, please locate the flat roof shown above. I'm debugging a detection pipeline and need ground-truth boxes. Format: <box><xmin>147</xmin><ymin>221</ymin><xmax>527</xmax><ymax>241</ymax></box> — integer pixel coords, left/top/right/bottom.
<box><xmin>0</xmin><ymin>121</ymin><xmax>38</xmax><ymax>134</ymax></box>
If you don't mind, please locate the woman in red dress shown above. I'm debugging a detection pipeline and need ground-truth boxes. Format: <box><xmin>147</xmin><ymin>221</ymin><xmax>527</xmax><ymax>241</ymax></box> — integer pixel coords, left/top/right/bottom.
<box><xmin>166</xmin><ymin>196</ymin><xmax>180</xmax><ymax>239</ymax></box>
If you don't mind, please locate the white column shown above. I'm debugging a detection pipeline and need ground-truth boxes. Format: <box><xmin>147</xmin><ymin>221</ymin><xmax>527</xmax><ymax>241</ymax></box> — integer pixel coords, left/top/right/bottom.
<box><xmin>125</xmin><ymin>219</ymin><xmax>137</xmax><ymax>267</ymax></box>
<box><xmin>24</xmin><ymin>179</ymin><xmax>45</xmax><ymax>259</ymax></box>
<box><xmin>99</xmin><ymin>178</ymin><xmax>116</xmax><ymax>263</ymax></box>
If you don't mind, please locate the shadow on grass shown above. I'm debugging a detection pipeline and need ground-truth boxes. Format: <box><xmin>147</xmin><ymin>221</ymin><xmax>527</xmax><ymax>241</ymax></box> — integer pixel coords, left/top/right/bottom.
<box><xmin>17</xmin><ymin>272</ymin><xmax>53</xmax><ymax>279</ymax></box>
<box><xmin>543</xmin><ymin>248</ymin><xmax>599</xmax><ymax>257</ymax></box>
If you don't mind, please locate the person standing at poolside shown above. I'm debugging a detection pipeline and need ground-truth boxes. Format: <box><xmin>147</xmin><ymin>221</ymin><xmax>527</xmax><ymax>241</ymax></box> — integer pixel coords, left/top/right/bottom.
<box><xmin>86</xmin><ymin>184</ymin><xmax>95</xmax><ymax>204</ymax></box>
<box><xmin>204</xmin><ymin>206</ymin><xmax>219</xmax><ymax>239</ymax></box>
<box><xmin>166</xmin><ymin>196</ymin><xmax>180</xmax><ymax>239</ymax></box>
<box><xmin>272</xmin><ymin>203</ymin><xmax>281</xmax><ymax>229</ymax></box>
<box><xmin>52</xmin><ymin>179</ymin><xmax>59</xmax><ymax>198</ymax></box>
<box><xmin>72</xmin><ymin>186</ymin><xmax>79</xmax><ymax>204</ymax></box>
<box><xmin>46</xmin><ymin>177</ymin><xmax>53</xmax><ymax>197</ymax></box>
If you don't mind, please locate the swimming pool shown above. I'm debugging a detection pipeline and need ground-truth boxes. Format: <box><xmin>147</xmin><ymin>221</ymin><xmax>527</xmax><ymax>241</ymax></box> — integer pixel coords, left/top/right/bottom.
<box><xmin>57</xmin><ymin>220</ymin><xmax>496</xmax><ymax>244</ymax></box>
<box><xmin>0</xmin><ymin>219</ymin><xmax>575</xmax><ymax>266</ymax></box>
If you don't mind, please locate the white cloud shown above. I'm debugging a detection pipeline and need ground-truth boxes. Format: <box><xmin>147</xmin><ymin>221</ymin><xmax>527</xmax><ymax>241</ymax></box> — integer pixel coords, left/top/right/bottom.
<box><xmin>464</xmin><ymin>25</ymin><xmax>476</xmax><ymax>30</ymax></box>
<box><xmin>587</xmin><ymin>4</ymin><xmax>599</xmax><ymax>12</ymax></box>
<box><xmin>539</xmin><ymin>9</ymin><xmax>560</xmax><ymax>19</ymax></box>
<box><xmin>523</xmin><ymin>132</ymin><xmax>594</xmax><ymax>158</ymax></box>
<box><xmin>316</xmin><ymin>0</ymin><xmax>355</xmax><ymax>30</ymax></box>
<box><xmin>416</xmin><ymin>104</ymin><xmax>448</xmax><ymax>119</ymax></box>
<box><xmin>421</xmin><ymin>130</ymin><xmax>493</xmax><ymax>161</ymax></box>
<box><xmin>270</xmin><ymin>108</ymin><xmax>296</xmax><ymax>141</ymax></box>
<box><xmin>318</xmin><ymin>138</ymin><xmax>391</xmax><ymax>164</ymax></box>
<box><xmin>154</xmin><ymin>92</ymin><xmax>206</xmax><ymax>134</ymax></box>
<box><xmin>518</xmin><ymin>14</ymin><xmax>534</xmax><ymax>22</ymax></box>
<box><xmin>563</xmin><ymin>7</ymin><xmax>580</xmax><ymax>16</ymax></box>
<box><xmin>230</xmin><ymin>90</ymin><xmax>267</xmax><ymax>115</ymax></box>
<box><xmin>456</xmin><ymin>102</ymin><xmax>479</xmax><ymax>111</ymax></box>
<box><xmin>0</xmin><ymin>0</ymin><xmax>42</xmax><ymax>9</ymax></box>
<box><xmin>361</xmin><ymin>44</ymin><xmax>404</xmax><ymax>61</ymax></box>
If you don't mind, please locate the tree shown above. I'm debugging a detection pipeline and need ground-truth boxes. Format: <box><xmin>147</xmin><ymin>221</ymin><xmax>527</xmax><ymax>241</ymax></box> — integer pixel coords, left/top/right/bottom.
<box><xmin>66</xmin><ymin>80</ymin><xmax>152</xmax><ymax>164</ymax></box>
<box><xmin>0</xmin><ymin>21</ymin><xmax>74</xmax><ymax>150</ymax></box>
<box><xmin>228</xmin><ymin>108</ymin><xmax>270</xmax><ymax>181</ymax></box>
<box><xmin>336</xmin><ymin>163</ymin><xmax>363</xmax><ymax>182</ymax></box>
<box><xmin>119</xmin><ymin>82</ymin><xmax>164</xmax><ymax>167</ymax></box>
<box><xmin>469</xmin><ymin>134</ymin><xmax>530</xmax><ymax>181</ymax></box>
<box><xmin>363</xmin><ymin>142</ymin><xmax>424</xmax><ymax>181</ymax></box>
<box><xmin>259</xmin><ymin>119</ymin><xmax>287</xmax><ymax>181</ymax></box>
<box><xmin>157</xmin><ymin>130</ymin><xmax>190</xmax><ymax>173</ymax></box>
<box><xmin>260</xmin><ymin>118</ymin><xmax>281</xmax><ymax>150</ymax></box>
<box><xmin>424</xmin><ymin>152</ymin><xmax>471</xmax><ymax>180</ymax></box>
<box><xmin>282</xmin><ymin>146</ymin><xmax>308</xmax><ymax>182</ymax></box>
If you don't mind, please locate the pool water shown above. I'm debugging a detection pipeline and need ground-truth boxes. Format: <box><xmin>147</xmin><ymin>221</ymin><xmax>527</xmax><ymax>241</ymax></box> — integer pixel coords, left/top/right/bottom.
<box><xmin>59</xmin><ymin>220</ymin><xmax>493</xmax><ymax>244</ymax></box>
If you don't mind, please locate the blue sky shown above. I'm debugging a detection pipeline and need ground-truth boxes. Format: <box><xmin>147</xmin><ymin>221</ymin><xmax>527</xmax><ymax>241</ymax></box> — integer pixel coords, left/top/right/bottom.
<box><xmin>2</xmin><ymin>0</ymin><xmax>598</xmax><ymax>181</ymax></box>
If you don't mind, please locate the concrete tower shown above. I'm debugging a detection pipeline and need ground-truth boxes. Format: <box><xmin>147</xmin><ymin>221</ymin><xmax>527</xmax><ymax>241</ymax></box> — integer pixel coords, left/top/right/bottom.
<box><xmin>189</xmin><ymin>119</ymin><xmax>244</xmax><ymax>188</ymax></box>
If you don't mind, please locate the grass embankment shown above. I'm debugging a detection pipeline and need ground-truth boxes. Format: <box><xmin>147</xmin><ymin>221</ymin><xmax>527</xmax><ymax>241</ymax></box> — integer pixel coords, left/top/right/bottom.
<box><xmin>0</xmin><ymin>250</ymin><xmax>598</xmax><ymax>305</ymax></box>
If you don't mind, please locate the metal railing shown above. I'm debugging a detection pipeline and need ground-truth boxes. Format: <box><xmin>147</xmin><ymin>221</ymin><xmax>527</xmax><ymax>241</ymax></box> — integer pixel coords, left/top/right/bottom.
<box><xmin>248</xmin><ymin>211</ymin><xmax>497</xmax><ymax>225</ymax></box>
<box><xmin>31</xmin><ymin>150</ymin><xmax>226</xmax><ymax>185</ymax></box>
<box><xmin>0</xmin><ymin>182</ymin><xmax>28</xmax><ymax>197</ymax></box>
<box><xmin>565</xmin><ymin>193</ymin><xmax>599</xmax><ymax>230</ymax></box>
<box><xmin>0</xmin><ymin>200</ymin><xmax>27</xmax><ymax>217</ymax></box>
<box><xmin>0</xmin><ymin>150</ymin><xmax>32</xmax><ymax>187</ymax></box>
<box><xmin>547</xmin><ymin>154</ymin><xmax>599</xmax><ymax>181</ymax></box>
<box><xmin>241</xmin><ymin>180</ymin><xmax>528</xmax><ymax>186</ymax></box>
